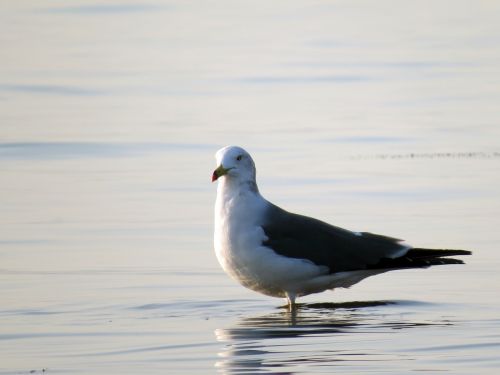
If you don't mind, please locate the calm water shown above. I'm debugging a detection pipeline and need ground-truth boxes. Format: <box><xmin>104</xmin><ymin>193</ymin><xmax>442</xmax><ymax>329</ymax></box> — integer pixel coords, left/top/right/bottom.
<box><xmin>1</xmin><ymin>1</ymin><xmax>500</xmax><ymax>374</ymax></box>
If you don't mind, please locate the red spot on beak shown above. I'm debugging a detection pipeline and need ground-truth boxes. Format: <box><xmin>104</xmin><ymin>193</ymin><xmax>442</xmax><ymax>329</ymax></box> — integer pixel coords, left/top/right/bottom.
<box><xmin>212</xmin><ymin>170</ymin><xmax>219</xmax><ymax>182</ymax></box>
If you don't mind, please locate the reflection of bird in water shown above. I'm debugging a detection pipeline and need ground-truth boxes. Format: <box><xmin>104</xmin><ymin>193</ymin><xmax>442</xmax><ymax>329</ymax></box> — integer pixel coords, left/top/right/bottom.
<box><xmin>214</xmin><ymin>301</ymin><xmax>452</xmax><ymax>374</ymax></box>
<box><xmin>212</xmin><ymin>146</ymin><xmax>471</xmax><ymax>309</ymax></box>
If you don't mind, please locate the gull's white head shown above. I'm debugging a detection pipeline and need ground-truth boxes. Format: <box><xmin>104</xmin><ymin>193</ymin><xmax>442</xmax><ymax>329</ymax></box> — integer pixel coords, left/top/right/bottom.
<box><xmin>212</xmin><ymin>146</ymin><xmax>256</xmax><ymax>184</ymax></box>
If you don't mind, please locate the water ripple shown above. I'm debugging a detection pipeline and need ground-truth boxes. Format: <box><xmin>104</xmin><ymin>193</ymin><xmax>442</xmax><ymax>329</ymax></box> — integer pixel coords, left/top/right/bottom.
<box><xmin>215</xmin><ymin>300</ymin><xmax>463</xmax><ymax>374</ymax></box>
<box><xmin>0</xmin><ymin>142</ymin><xmax>216</xmax><ymax>160</ymax></box>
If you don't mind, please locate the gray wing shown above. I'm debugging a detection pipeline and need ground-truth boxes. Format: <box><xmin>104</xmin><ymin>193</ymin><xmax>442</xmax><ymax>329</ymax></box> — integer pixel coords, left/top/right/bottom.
<box><xmin>261</xmin><ymin>203</ymin><xmax>408</xmax><ymax>273</ymax></box>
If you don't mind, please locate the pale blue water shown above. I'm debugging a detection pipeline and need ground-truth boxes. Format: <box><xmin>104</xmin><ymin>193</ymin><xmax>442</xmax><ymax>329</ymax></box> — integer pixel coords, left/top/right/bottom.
<box><xmin>1</xmin><ymin>1</ymin><xmax>500</xmax><ymax>374</ymax></box>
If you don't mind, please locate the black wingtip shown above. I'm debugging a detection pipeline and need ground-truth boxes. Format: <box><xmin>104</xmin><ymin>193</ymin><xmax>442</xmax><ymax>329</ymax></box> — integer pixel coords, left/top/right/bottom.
<box><xmin>368</xmin><ymin>247</ymin><xmax>472</xmax><ymax>270</ymax></box>
<box><xmin>408</xmin><ymin>248</ymin><xmax>473</xmax><ymax>258</ymax></box>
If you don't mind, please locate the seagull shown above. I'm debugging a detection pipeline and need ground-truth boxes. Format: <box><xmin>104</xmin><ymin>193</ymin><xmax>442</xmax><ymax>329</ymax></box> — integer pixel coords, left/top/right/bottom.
<box><xmin>212</xmin><ymin>146</ymin><xmax>471</xmax><ymax>308</ymax></box>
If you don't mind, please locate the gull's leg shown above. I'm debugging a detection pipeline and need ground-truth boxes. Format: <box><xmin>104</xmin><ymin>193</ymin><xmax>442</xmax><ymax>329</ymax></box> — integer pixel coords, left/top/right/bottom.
<box><xmin>285</xmin><ymin>292</ymin><xmax>296</xmax><ymax>312</ymax></box>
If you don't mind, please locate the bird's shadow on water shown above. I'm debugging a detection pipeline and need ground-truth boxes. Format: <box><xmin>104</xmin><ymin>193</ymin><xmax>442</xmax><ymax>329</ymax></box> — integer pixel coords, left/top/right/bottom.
<box><xmin>214</xmin><ymin>300</ymin><xmax>453</xmax><ymax>374</ymax></box>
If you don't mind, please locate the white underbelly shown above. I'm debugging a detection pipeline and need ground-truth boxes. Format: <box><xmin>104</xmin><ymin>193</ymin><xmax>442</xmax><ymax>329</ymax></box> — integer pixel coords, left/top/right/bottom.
<box><xmin>215</xmin><ymin>225</ymin><xmax>328</xmax><ymax>297</ymax></box>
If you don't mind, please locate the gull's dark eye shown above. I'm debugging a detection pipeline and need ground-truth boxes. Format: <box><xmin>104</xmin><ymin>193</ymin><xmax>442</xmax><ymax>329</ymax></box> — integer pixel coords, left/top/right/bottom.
<box><xmin>236</xmin><ymin>155</ymin><xmax>242</xmax><ymax>161</ymax></box>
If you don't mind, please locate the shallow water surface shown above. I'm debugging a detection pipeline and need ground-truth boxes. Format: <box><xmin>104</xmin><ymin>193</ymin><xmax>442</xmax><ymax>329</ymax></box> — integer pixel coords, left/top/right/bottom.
<box><xmin>1</xmin><ymin>1</ymin><xmax>500</xmax><ymax>374</ymax></box>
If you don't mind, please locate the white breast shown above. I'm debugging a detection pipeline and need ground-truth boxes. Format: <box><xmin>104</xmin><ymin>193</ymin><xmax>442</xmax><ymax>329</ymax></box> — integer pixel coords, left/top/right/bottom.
<box><xmin>214</xmin><ymin>184</ymin><xmax>267</xmax><ymax>280</ymax></box>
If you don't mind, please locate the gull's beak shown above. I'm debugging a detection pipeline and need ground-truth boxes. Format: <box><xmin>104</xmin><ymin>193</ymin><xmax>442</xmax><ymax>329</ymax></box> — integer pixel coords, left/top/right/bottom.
<box><xmin>212</xmin><ymin>165</ymin><xmax>231</xmax><ymax>182</ymax></box>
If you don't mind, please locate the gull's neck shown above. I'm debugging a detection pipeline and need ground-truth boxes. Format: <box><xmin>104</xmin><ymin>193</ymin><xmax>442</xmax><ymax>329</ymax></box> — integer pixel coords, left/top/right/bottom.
<box><xmin>216</xmin><ymin>177</ymin><xmax>266</xmax><ymax>221</ymax></box>
<box><xmin>217</xmin><ymin>177</ymin><xmax>259</xmax><ymax>198</ymax></box>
